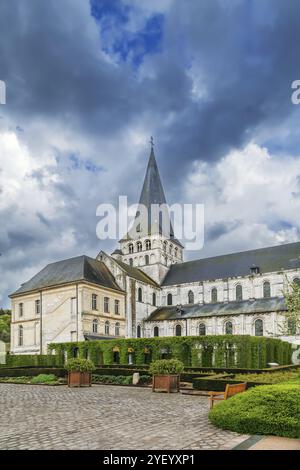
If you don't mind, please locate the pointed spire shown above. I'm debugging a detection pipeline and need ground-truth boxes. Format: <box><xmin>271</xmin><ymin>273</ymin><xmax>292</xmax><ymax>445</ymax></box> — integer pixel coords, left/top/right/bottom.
<box><xmin>135</xmin><ymin>141</ymin><xmax>174</xmax><ymax>237</ymax></box>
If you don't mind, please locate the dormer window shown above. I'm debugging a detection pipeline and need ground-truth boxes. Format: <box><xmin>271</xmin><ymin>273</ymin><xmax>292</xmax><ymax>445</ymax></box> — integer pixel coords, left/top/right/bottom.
<box><xmin>137</xmin><ymin>241</ymin><xmax>142</xmax><ymax>252</ymax></box>
<box><xmin>250</xmin><ymin>266</ymin><xmax>260</xmax><ymax>275</ymax></box>
<box><xmin>145</xmin><ymin>239</ymin><xmax>151</xmax><ymax>250</ymax></box>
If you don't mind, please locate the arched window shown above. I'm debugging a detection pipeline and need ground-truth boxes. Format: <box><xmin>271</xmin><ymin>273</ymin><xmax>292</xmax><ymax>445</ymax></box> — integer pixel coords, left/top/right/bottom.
<box><xmin>105</xmin><ymin>321</ymin><xmax>110</xmax><ymax>336</ymax></box>
<box><xmin>175</xmin><ymin>324</ymin><xmax>182</xmax><ymax>336</ymax></box>
<box><xmin>288</xmin><ymin>318</ymin><xmax>297</xmax><ymax>335</ymax></box>
<box><xmin>163</xmin><ymin>241</ymin><xmax>167</xmax><ymax>252</ymax></box>
<box><xmin>137</xmin><ymin>241</ymin><xmax>142</xmax><ymax>252</ymax></box>
<box><xmin>199</xmin><ymin>323</ymin><xmax>206</xmax><ymax>336</ymax></box>
<box><xmin>174</xmin><ymin>247</ymin><xmax>178</xmax><ymax>257</ymax></box>
<box><xmin>145</xmin><ymin>239</ymin><xmax>151</xmax><ymax>250</ymax></box>
<box><xmin>254</xmin><ymin>319</ymin><xmax>263</xmax><ymax>336</ymax></box>
<box><xmin>137</xmin><ymin>324</ymin><xmax>141</xmax><ymax>338</ymax></box>
<box><xmin>211</xmin><ymin>287</ymin><xmax>218</xmax><ymax>303</ymax></box>
<box><xmin>188</xmin><ymin>290</ymin><xmax>194</xmax><ymax>304</ymax></box>
<box><xmin>92</xmin><ymin>319</ymin><xmax>98</xmax><ymax>334</ymax></box>
<box><xmin>128</xmin><ymin>243</ymin><xmax>134</xmax><ymax>254</ymax></box>
<box><xmin>236</xmin><ymin>284</ymin><xmax>243</xmax><ymax>301</ymax></box>
<box><xmin>293</xmin><ymin>277</ymin><xmax>300</xmax><ymax>287</ymax></box>
<box><xmin>225</xmin><ymin>321</ymin><xmax>233</xmax><ymax>335</ymax></box>
<box><xmin>167</xmin><ymin>293</ymin><xmax>173</xmax><ymax>305</ymax></box>
<box><xmin>153</xmin><ymin>326</ymin><xmax>159</xmax><ymax>337</ymax></box>
<box><xmin>169</xmin><ymin>244</ymin><xmax>173</xmax><ymax>255</ymax></box>
<box><xmin>129</xmin><ymin>258</ymin><xmax>133</xmax><ymax>266</ymax></box>
<box><xmin>152</xmin><ymin>292</ymin><xmax>156</xmax><ymax>306</ymax></box>
<box><xmin>18</xmin><ymin>325</ymin><xmax>23</xmax><ymax>346</ymax></box>
<box><xmin>138</xmin><ymin>287</ymin><xmax>143</xmax><ymax>302</ymax></box>
<box><xmin>115</xmin><ymin>322</ymin><xmax>120</xmax><ymax>336</ymax></box>
<box><xmin>263</xmin><ymin>281</ymin><xmax>271</xmax><ymax>298</ymax></box>
<box><xmin>145</xmin><ymin>255</ymin><xmax>149</xmax><ymax>265</ymax></box>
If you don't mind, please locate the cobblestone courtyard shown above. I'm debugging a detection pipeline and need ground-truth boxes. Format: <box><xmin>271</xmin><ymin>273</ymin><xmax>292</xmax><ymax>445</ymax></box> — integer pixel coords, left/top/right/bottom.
<box><xmin>0</xmin><ymin>384</ymin><xmax>248</xmax><ymax>450</ymax></box>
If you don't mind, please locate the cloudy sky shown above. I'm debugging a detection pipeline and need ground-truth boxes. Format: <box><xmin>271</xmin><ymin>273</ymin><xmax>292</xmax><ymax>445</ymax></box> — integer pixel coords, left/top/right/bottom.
<box><xmin>1</xmin><ymin>0</ymin><xmax>300</xmax><ymax>307</ymax></box>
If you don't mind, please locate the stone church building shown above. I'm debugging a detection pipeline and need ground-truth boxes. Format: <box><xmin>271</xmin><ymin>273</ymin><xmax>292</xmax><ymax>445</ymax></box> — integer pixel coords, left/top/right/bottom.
<box><xmin>10</xmin><ymin>146</ymin><xmax>300</xmax><ymax>355</ymax></box>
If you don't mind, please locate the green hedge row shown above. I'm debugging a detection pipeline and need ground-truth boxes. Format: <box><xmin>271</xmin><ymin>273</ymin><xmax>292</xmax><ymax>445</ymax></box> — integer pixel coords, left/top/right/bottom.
<box><xmin>0</xmin><ymin>367</ymin><xmax>66</xmax><ymax>378</ymax></box>
<box><xmin>1</xmin><ymin>354</ymin><xmax>60</xmax><ymax>368</ymax></box>
<box><xmin>192</xmin><ymin>376</ymin><xmax>265</xmax><ymax>391</ymax></box>
<box><xmin>48</xmin><ymin>335</ymin><xmax>292</xmax><ymax>369</ymax></box>
<box><xmin>209</xmin><ymin>384</ymin><xmax>300</xmax><ymax>438</ymax></box>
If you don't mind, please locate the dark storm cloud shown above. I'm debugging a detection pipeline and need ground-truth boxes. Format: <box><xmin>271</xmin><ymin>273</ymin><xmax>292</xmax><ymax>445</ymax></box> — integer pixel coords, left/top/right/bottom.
<box><xmin>1</xmin><ymin>0</ymin><xmax>300</xmax><ymax>306</ymax></box>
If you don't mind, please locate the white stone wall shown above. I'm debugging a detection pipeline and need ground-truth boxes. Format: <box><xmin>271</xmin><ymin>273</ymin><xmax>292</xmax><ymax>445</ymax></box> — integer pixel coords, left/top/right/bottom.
<box><xmin>10</xmin><ymin>282</ymin><xmax>126</xmax><ymax>354</ymax></box>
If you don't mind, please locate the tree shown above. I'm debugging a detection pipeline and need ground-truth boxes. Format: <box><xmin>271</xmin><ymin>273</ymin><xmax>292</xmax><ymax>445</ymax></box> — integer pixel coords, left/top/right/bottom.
<box><xmin>282</xmin><ymin>277</ymin><xmax>300</xmax><ymax>335</ymax></box>
<box><xmin>0</xmin><ymin>310</ymin><xmax>11</xmax><ymax>343</ymax></box>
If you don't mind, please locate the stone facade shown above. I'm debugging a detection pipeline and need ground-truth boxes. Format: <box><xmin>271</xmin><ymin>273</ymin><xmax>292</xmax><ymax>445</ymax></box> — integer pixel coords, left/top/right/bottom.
<box><xmin>10</xmin><ymin>282</ymin><xmax>125</xmax><ymax>354</ymax></box>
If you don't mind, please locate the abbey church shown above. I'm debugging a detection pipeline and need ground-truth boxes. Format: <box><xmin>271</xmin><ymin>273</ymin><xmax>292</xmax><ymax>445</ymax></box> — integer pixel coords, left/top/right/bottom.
<box><xmin>9</xmin><ymin>146</ymin><xmax>300</xmax><ymax>355</ymax></box>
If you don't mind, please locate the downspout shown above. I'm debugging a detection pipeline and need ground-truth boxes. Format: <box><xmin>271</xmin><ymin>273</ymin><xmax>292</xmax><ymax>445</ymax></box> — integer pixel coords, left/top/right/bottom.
<box><xmin>39</xmin><ymin>291</ymin><xmax>43</xmax><ymax>354</ymax></box>
<box><xmin>76</xmin><ymin>284</ymin><xmax>79</xmax><ymax>342</ymax></box>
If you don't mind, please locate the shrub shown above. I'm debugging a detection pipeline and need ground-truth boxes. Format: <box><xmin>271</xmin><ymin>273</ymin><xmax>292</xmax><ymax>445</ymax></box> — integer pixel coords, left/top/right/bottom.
<box><xmin>92</xmin><ymin>374</ymin><xmax>133</xmax><ymax>385</ymax></box>
<box><xmin>65</xmin><ymin>358</ymin><xmax>95</xmax><ymax>373</ymax></box>
<box><xmin>209</xmin><ymin>384</ymin><xmax>300</xmax><ymax>438</ymax></box>
<box><xmin>149</xmin><ymin>359</ymin><xmax>184</xmax><ymax>375</ymax></box>
<box><xmin>31</xmin><ymin>374</ymin><xmax>58</xmax><ymax>384</ymax></box>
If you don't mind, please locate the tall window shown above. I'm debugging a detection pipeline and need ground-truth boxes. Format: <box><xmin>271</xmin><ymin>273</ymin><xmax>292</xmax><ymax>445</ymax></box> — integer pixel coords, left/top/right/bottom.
<box><xmin>35</xmin><ymin>299</ymin><xmax>41</xmax><ymax>315</ymax></box>
<box><xmin>152</xmin><ymin>292</ymin><xmax>156</xmax><ymax>306</ymax></box>
<box><xmin>236</xmin><ymin>284</ymin><xmax>243</xmax><ymax>301</ymax></box>
<box><xmin>19</xmin><ymin>303</ymin><xmax>23</xmax><ymax>317</ymax></box>
<box><xmin>92</xmin><ymin>319</ymin><xmax>98</xmax><ymax>333</ymax></box>
<box><xmin>145</xmin><ymin>255</ymin><xmax>149</xmax><ymax>265</ymax></box>
<box><xmin>104</xmin><ymin>297</ymin><xmax>110</xmax><ymax>313</ymax></box>
<box><xmin>137</xmin><ymin>324</ymin><xmax>141</xmax><ymax>338</ymax></box>
<box><xmin>105</xmin><ymin>321</ymin><xmax>110</xmax><ymax>335</ymax></box>
<box><xmin>211</xmin><ymin>288</ymin><xmax>218</xmax><ymax>303</ymax></box>
<box><xmin>263</xmin><ymin>281</ymin><xmax>271</xmax><ymax>298</ymax></box>
<box><xmin>114</xmin><ymin>299</ymin><xmax>120</xmax><ymax>315</ymax></box>
<box><xmin>174</xmin><ymin>247</ymin><xmax>178</xmax><ymax>258</ymax></box>
<box><xmin>199</xmin><ymin>323</ymin><xmax>206</xmax><ymax>336</ymax></box>
<box><xmin>128</xmin><ymin>243</ymin><xmax>134</xmax><ymax>254</ymax></box>
<box><xmin>167</xmin><ymin>293</ymin><xmax>173</xmax><ymax>305</ymax></box>
<box><xmin>175</xmin><ymin>324</ymin><xmax>182</xmax><ymax>336</ymax></box>
<box><xmin>115</xmin><ymin>322</ymin><xmax>120</xmax><ymax>336</ymax></box>
<box><xmin>92</xmin><ymin>294</ymin><xmax>98</xmax><ymax>310</ymax></box>
<box><xmin>137</xmin><ymin>241</ymin><xmax>142</xmax><ymax>252</ymax></box>
<box><xmin>163</xmin><ymin>241</ymin><xmax>167</xmax><ymax>252</ymax></box>
<box><xmin>188</xmin><ymin>290</ymin><xmax>194</xmax><ymax>304</ymax></box>
<box><xmin>225</xmin><ymin>321</ymin><xmax>233</xmax><ymax>335</ymax></box>
<box><xmin>18</xmin><ymin>325</ymin><xmax>23</xmax><ymax>346</ymax></box>
<box><xmin>129</xmin><ymin>258</ymin><xmax>133</xmax><ymax>266</ymax></box>
<box><xmin>145</xmin><ymin>239</ymin><xmax>151</xmax><ymax>250</ymax></box>
<box><xmin>154</xmin><ymin>326</ymin><xmax>159</xmax><ymax>337</ymax></box>
<box><xmin>254</xmin><ymin>318</ymin><xmax>263</xmax><ymax>336</ymax></box>
<box><xmin>138</xmin><ymin>287</ymin><xmax>143</xmax><ymax>302</ymax></box>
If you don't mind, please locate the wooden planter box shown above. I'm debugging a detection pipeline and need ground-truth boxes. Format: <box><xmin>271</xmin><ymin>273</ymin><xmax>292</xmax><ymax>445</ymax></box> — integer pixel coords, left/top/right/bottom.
<box><xmin>152</xmin><ymin>374</ymin><xmax>180</xmax><ymax>393</ymax></box>
<box><xmin>68</xmin><ymin>371</ymin><xmax>92</xmax><ymax>388</ymax></box>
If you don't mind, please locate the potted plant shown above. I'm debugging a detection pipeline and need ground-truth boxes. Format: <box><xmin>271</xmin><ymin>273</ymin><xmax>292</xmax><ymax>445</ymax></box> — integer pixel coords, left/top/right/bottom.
<box><xmin>149</xmin><ymin>359</ymin><xmax>184</xmax><ymax>393</ymax></box>
<box><xmin>65</xmin><ymin>358</ymin><xmax>95</xmax><ymax>388</ymax></box>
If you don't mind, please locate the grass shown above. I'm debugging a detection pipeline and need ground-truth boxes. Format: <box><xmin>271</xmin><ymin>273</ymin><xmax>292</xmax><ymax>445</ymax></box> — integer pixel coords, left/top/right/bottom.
<box><xmin>0</xmin><ymin>374</ymin><xmax>64</xmax><ymax>385</ymax></box>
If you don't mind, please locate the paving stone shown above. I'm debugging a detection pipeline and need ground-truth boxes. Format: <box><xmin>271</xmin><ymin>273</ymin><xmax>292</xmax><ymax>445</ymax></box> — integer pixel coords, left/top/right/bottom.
<box><xmin>0</xmin><ymin>383</ymin><xmax>248</xmax><ymax>450</ymax></box>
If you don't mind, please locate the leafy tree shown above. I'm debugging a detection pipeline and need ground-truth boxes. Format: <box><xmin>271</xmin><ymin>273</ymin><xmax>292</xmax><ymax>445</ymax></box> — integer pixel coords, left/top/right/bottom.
<box><xmin>282</xmin><ymin>277</ymin><xmax>300</xmax><ymax>335</ymax></box>
<box><xmin>0</xmin><ymin>310</ymin><xmax>11</xmax><ymax>343</ymax></box>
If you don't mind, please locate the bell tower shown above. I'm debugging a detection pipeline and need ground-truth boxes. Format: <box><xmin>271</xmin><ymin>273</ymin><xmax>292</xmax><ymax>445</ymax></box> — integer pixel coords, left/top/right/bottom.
<box><xmin>112</xmin><ymin>140</ymin><xmax>184</xmax><ymax>284</ymax></box>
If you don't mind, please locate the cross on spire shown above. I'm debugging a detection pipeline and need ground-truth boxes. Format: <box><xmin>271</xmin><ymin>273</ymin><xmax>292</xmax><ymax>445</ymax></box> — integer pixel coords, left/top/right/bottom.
<box><xmin>149</xmin><ymin>136</ymin><xmax>154</xmax><ymax>149</ymax></box>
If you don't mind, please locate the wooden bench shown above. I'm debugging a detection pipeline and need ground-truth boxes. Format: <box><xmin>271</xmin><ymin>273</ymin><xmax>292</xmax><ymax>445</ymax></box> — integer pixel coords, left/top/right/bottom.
<box><xmin>208</xmin><ymin>383</ymin><xmax>247</xmax><ymax>409</ymax></box>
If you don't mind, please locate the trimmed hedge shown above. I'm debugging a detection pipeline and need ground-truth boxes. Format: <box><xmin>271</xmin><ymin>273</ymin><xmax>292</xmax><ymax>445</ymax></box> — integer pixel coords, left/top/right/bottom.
<box><xmin>209</xmin><ymin>384</ymin><xmax>300</xmax><ymax>438</ymax></box>
<box><xmin>48</xmin><ymin>335</ymin><xmax>292</xmax><ymax>369</ymax></box>
<box><xmin>1</xmin><ymin>354</ymin><xmax>61</xmax><ymax>368</ymax></box>
<box><xmin>0</xmin><ymin>367</ymin><xmax>66</xmax><ymax>378</ymax></box>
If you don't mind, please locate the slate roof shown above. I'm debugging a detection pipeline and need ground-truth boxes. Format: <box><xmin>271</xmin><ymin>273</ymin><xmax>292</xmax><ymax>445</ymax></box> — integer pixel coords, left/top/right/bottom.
<box><xmin>10</xmin><ymin>255</ymin><xmax>123</xmax><ymax>296</ymax></box>
<box><xmin>146</xmin><ymin>297</ymin><xmax>287</xmax><ymax>322</ymax></box>
<box><xmin>114</xmin><ymin>258</ymin><xmax>159</xmax><ymax>288</ymax></box>
<box><xmin>162</xmin><ymin>242</ymin><xmax>300</xmax><ymax>286</ymax></box>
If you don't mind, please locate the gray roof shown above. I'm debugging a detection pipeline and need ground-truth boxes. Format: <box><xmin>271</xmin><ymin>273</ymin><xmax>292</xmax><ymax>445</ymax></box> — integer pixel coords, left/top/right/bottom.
<box><xmin>10</xmin><ymin>255</ymin><xmax>123</xmax><ymax>296</ymax></box>
<box><xmin>114</xmin><ymin>259</ymin><xmax>159</xmax><ymax>288</ymax></box>
<box><xmin>162</xmin><ymin>242</ymin><xmax>300</xmax><ymax>286</ymax></box>
<box><xmin>146</xmin><ymin>297</ymin><xmax>287</xmax><ymax>322</ymax></box>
